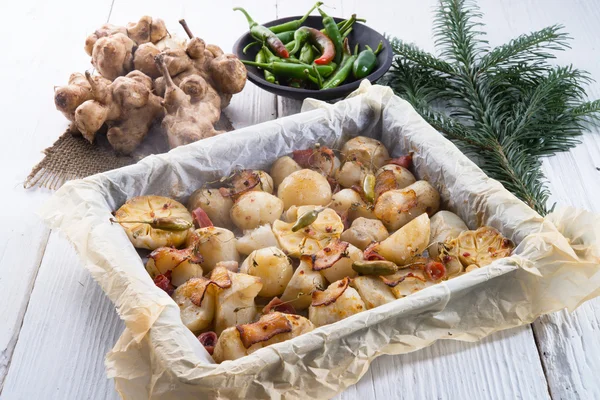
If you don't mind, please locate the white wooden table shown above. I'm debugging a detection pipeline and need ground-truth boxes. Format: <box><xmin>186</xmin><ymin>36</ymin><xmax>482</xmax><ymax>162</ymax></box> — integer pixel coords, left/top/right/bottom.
<box><xmin>1</xmin><ymin>0</ymin><xmax>599</xmax><ymax>399</ymax></box>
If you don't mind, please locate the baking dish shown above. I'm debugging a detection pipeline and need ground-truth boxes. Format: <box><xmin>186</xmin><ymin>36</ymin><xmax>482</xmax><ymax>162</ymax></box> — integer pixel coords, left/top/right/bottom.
<box><xmin>40</xmin><ymin>82</ymin><xmax>600</xmax><ymax>399</ymax></box>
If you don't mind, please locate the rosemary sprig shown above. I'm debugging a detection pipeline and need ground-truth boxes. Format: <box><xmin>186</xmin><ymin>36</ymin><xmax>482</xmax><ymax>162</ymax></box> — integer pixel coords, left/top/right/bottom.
<box><xmin>382</xmin><ymin>0</ymin><xmax>599</xmax><ymax>215</ymax></box>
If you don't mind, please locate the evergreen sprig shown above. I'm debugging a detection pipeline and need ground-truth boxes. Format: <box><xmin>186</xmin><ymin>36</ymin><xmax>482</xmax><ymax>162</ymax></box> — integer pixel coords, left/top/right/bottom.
<box><xmin>382</xmin><ymin>0</ymin><xmax>599</xmax><ymax>214</ymax></box>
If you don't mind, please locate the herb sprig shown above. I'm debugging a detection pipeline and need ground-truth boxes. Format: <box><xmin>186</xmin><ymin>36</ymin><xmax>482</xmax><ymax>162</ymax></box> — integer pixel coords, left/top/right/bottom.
<box><xmin>382</xmin><ymin>0</ymin><xmax>600</xmax><ymax>214</ymax></box>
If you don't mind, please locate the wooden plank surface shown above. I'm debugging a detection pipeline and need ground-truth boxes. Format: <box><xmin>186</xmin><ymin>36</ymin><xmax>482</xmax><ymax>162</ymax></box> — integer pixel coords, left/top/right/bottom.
<box><xmin>1</xmin><ymin>0</ymin><xmax>600</xmax><ymax>399</ymax></box>
<box><xmin>0</xmin><ymin>0</ymin><xmax>114</xmax><ymax>389</ymax></box>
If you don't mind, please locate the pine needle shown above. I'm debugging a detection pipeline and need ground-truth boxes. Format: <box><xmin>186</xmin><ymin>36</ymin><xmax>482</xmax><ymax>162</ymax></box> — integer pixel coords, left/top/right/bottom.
<box><xmin>383</xmin><ymin>0</ymin><xmax>600</xmax><ymax>215</ymax></box>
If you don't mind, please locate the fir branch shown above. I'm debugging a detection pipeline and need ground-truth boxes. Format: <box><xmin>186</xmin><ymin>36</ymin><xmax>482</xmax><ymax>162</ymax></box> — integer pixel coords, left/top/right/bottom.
<box><xmin>388</xmin><ymin>39</ymin><xmax>456</xmax><ymax>75</ymax></box>
<box><xmin>479</xmin><ymin>25</ymin><xmax>571</xmax><ymax>72</ymax></box>
<box><xmin>434</xmin><ymin>0</ymin><xmax>488</xmax><ymax>66</ymax></box>
<box><xmin>384</xmin><ymin>0</ymin><xmax>600</xmax><ymax>215</ymax></box>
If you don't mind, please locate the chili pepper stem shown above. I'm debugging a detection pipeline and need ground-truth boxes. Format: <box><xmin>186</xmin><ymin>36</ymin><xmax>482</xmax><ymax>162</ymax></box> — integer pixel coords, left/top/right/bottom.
<box><xmin>232</xmin><ymin>7</ymin><xmax>256</xmax><ymax>27</ymax></box>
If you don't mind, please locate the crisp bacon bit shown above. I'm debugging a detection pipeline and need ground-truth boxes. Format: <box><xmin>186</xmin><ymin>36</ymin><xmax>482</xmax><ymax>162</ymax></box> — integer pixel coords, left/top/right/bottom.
<box><xmin>425</xmin><ymin>261</ymin><xmax>446</xmax><ymax>281</ymax></box>
<box><xmin>154</xmin><ymin>271</ymin><xmax>174</xmax><ymax>295</ymax></box>
<box><xmin>312</xmin><ymin>240</ymin><xmax>349</xmax><ymax>271</ymax></box>
<box><xmin>311</xmin><ymin>277</ymin><xmax>350</xmax><ymax>307</ymax></box>
<box><xmin>192</xmin><ymin>207</ymin><xmax>214</xmax><ymax>228</ymax></box>
<box><xmin>363</xmin><ymin>242</ymin><xmax>385</xmax><ymax>261</ymax></box>
<box><xmin>197</xmin><ymin>331</ymin><xmax>217</xmax><ymax>355</ymax></box>
<box><xmin>220</xmin><ymin>170</ymin><xmax>261</xmax><ymax>198</ymax></box>
<box><xmin>262</xmin><ymin>297</ymin><xmax>297</xmax><ymax>315</ymax></box>
<box><xmin>374</xmin><ymin>170</ymin><xmax>398</xmax><ymax>199</ymax></box>
<box><xmin>380</xmin><ymin>271</ymin><xmax>425</xmax><ymax>287</ymax></box>
<box><xmin>388</xmin><ymin>154</ymin><xmax>413</xmax><ymax>169</ymax></box>
<box><xmin>236</xmin><ymin>313</ymin><xmax>293</xmax><ymax>349</ymax></box>
<box><xmin>209</xmin><ymin>266</ymin><xmax>233</xmax><ymax>289</ymax></box>
<box><xmin>292</xmin><ymin>148</ymin><xmax>315</xmax><ymax>168</ymax></box>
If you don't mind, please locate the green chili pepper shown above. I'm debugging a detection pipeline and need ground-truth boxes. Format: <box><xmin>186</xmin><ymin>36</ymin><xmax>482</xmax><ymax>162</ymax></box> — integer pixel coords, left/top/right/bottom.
<box><xmin>303</xmin><ymin>64</ymin><xmax>324</xmax><ymax>88</ymax></box>
<box><xmin>318</xmin><ymin>8</ymin><xmax>343</xmax><ymax>64</ymax></box>
<box><xmin>288</xmin><ymin>79</ymin><xmax>304</xmax><ymax>88</ymax></box>
<box><xmin>291</xmin><ymin>208</ymin><xmax>324</xmax><ymax>232</ymax></box>
<box><xmin>234</xmin><ymin>7</ymin><xmax>289</xmax><ymax>58</ymax></box>
<box><xmin>352</xmin><ymin>260</ymin><xmax>399</xmax><ymax>275</ymax></box>
<box><xmin>321</xmin><ymin>38</ymin><xmax>357</xmax><ymax>89</ymax></box>
<box><xmin>353</xmin><ymin>41</ymin><xmax>383</xmax><ymax>79</ymax></box>
<box><xmin>288</xmin><ymin>27</ymin><xmax>311</xmax><ymax>55</ymax></box>
<box><xmin>268</xmin><ymin>2</ymin><xmax>323</xmax><ymax>33</ymax></box>
<box><xmin>242</xmin><ymin>60</ymin><xmax>337</xmax><ymax>80</ymax></box>
<box><xmin>299</xmin><ymin>42</ymin><xmax>316</xmax><ymax>64</ymax></box>
<box><xmin>110</xmin><ymin>217</ymin><xmax>193</xmax><ymax>232</ymax></box>
<box><xmin>256</xmin><ymin>48</ymin><xmax>276</xmax><ymax>83</ymax></box>
<box><xmin>276</xmin><ymin>30</ymin><xmax>296</xmax><ymax>43</ymax></box>
<box><xmin>362</xmin><ymin>173</ymin><xmax>376</xmax><ymax>203</ymax></box>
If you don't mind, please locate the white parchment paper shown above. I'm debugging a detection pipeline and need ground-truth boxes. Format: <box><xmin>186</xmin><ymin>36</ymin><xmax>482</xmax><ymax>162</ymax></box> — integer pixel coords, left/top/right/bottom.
<box><xmin>40</xmin><ymin>82</ymin><xmax>600</xmax><ymax>399</ymax></box>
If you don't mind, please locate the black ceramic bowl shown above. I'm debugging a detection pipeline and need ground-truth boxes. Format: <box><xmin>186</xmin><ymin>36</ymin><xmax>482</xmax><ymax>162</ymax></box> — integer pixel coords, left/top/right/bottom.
<box><xmin>233</xmin><ymin>15</ymin><xmax>393</xmax><ymax>101</ymax></box>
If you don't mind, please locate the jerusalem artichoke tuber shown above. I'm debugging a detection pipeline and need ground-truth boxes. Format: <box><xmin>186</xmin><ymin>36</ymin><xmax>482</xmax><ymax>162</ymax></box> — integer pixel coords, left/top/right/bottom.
<box><xmin>73</xmin><ymin>71</ymin><xmax>163</xmax><ymax>154</ymax></box>
<box><xmin>155</xmin><ymin>54</ymin><xmax>222</xmax><ymax>149</ymax></box>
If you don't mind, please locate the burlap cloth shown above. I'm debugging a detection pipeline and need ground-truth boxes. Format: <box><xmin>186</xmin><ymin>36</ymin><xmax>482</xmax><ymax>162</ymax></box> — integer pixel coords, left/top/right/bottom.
<box><xmin>25</xmin><ymin>114</ymin><xmax>235</xmax><ymax>190</ymax></box>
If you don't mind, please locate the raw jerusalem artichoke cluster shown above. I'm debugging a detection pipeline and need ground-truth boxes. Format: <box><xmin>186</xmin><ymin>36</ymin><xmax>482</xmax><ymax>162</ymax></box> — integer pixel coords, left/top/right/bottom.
<box><xmin>54</xmin><ymin>16</ymin><xmax>247</xmax><ymax>154</ymax></box>
<box><xmin>112</xmin><ymin>136</ymin><xmax>515</xmax><ymax>362</ymax></box>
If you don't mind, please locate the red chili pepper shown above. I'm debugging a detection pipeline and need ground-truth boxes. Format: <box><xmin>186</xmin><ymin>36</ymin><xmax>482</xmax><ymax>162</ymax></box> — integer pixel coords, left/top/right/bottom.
<box><xmin>192</xmin><ymin>207</ymin><xmax>214</xmax><ymax>228</ymax></box>
<box><xmin>197</xmin><ymin>331</ymin><xmax>217</xmax><ymax>355</ymax></box>
<box><xmin>291</xmin><ymin>26</ymin><xmax>335</xmax><ymax>65</ymax></box>
<box><xmin>425</xmin><ymin>261</ymin><xmax>446</xmax><ymax>281</ymax></box>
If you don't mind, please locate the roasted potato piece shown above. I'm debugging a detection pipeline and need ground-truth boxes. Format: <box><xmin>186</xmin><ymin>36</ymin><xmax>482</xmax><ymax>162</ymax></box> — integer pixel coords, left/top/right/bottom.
<box><xmin>172</xmin><ymin>276</ymin><xmax>218</xmax><ymax>332</ymax></box>
<box><xmin>240</xmin><ymin>247</ymin><xmax>293</xmax><ymax>297</ymax></box>
<box><xmin>270</xmin><ymin>156</ymin><xmax>302</xmax><ymax>189</ymax></box>
<box><xmin>428</xmin><ymin>211</ymin><xmax>468</xmax><ymax>259</ymax></box>
<box><xmin>374</xmin><ymin>180</ymin><xmax>440</xmax><ymax>231</ymax></box>
<box><xmin>308</xmin><ymin>278</ymin><xmax>366</xmax><ymax>327</ymax></box>
<box><xmin>381</xmin><ymin>269</ymin><xmax>434</xmax><ymax>298</ymax></box>
<box><xmin>336</xmin><ymin>161</ymin><xmax>369</xmax><ymax>188</ymax></box>
<box><xmin>236</xmin><ymin>224</ymin><xmax>279</xmax><ymax>255</ymax></box>
<box><xmin>230</xmin><ymin>191</ymin><xmax>284</xmax><ymax>230</ymax></box>
<box><xmin>189</xmin><ymin>227</ymin><xmax>239</xmax><ymax>273</ymax></box>
<box><xmin>273</xmin><ymin>206</ymin><xmax>343</xmax><ymax>257</ymax></box>
<box><xmin>187</xmin><ymin>188</ymin><xmax>234</xmax><ymax>229</ymax></box>
<box><xmin>375</xmin><ymin>164</ymin><xmax>416</xmax><ymax>189</ymax></box>
<box><xmin>114</xmin><ymin>195</ymin><xmax>192</xmax><ymax>250</ymax></box>
<box><xmin>340</xmin><ymin>217</ymin><xmax>389</xmax><ymax>250</ymax></box>
<box><xmin>212</xmin><ymin>312</ymin><xmax>314</xmax><ymax>363</ymax></box>
<box><xmin>352</xmin><ymin>276</ymin><xmax>396</xmax><ymax>309</ymax></box>
<box><xmin>277</xmin><ymin>169</ymin><xmax>332</xmax><ymax>210</ymax></box>
<box><xmin>374</xmin><ymin>213</ymin><xmax>430</xmax><ymax>265</ymax></box>
<box><xmin>280</xmin><ymin>256</ymin><xmax>327</xmax><ymax>310</ymax></box>
<box><xmin>214</xmin><ymin>269</ymin><xmax>263</xmax><ymax>335</ymax></box>
<box><xmin>319</xmin><ymin>243</ymin><xmax>363</xmax><ymax>283</ymax></box>
<box><xmin>330</xmin><ymin>189</ymin><xmax>376</xmax><ymax>221</ymax></box>
<box><xmin>145</xmin><ymin>247</ymin><xmax>203</xmax><ymax>287</ymax></box>
<box><xmin>341</xmin><ymin>136</ymin><xmax>390</xmax><ymax>169</ymax></box>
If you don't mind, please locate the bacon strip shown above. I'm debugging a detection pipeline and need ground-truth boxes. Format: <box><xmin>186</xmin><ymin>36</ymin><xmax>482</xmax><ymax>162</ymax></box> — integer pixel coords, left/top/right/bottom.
<box><xmin>192</xmin><ymin>207</ymin><xmax>214</xmax><ymax>228</ymax></box>
<box><xmin>312</xmin><ymin>240</ymin><xmax>349</xmax><ymax>271</ymax></box>
<box><xmin>363</xmin><ymin>242</ymin><xmax>386</xmax><ymax>261</ymax></box>
<box><xmin>262</xmin><ymin>297</ymin><xmax>297</xmax><ymax>315</ymax></box>
<box><xmin>236</xmin><ymin>313</ymin><xmax>293</xmax><ymax>349</ymax></box>
<box><xmin>292</xmin><ymin>148</ymin><xmax>314</xmax><ymax>168</ymax></box>
<box><xmin>380</xmin><ymin>270</ymin><xmax>426</xmax><ymax>287</ymax></box>
<box><xmin>154</xmin><ymin>271</ymin><xmax>174</xmax><ymax>295</ymax></box>
<box><xmin>311</xmin><ymin>277</ymin><xmax>350</xmax><ymax>307</ymax></box>
<box><xmin>182</xmin><ymin>267</ymin><xmax>232</xmax><ymax>307</ymax></box>
<box><xmin>388</xmin><ymin>154</ymin><xmax>413</xmax><ymax>169</ymax></box>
